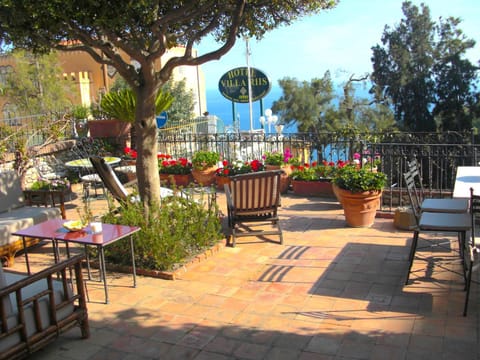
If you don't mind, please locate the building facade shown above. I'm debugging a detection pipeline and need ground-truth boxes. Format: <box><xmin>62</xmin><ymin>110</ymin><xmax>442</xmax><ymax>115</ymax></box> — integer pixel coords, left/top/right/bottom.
<box><xmin>0</xmin><ymin>47</ymin><xmax>207</xmax><ymax>120</ymax></box>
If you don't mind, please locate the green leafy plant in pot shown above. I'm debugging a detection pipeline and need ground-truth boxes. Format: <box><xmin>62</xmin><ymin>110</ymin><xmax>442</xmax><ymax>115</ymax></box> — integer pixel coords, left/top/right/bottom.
<box><xmin>332</xmin><ymin>164</ymin><xmax>387</xmax><ymax>227</ymax></box>
<box><xmin>191</xmin><ymin>150</ymin><xmax>220</xmax><ymax>186</ymax></box>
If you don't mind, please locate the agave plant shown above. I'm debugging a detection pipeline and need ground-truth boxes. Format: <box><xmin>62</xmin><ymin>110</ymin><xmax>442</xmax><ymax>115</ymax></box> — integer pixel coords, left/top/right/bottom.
<box><xmin>100</xmin><ymin>88</ymin><xmax>173</xmax><ymax>123</ymax></box>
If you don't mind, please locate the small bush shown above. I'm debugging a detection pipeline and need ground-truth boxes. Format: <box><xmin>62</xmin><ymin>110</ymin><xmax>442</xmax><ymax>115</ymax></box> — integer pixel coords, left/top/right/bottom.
<box><xmin>101</xmin><ymin>191</ymin><xmax>223</xmax><ymax>271</ymax></box>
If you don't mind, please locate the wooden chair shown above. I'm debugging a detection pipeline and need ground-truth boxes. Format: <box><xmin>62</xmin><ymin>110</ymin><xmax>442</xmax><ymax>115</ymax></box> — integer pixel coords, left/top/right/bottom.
<box><xmin>406</xmin><ymin>158</ymin><xmax>469</xmax><ymax>213</ymax></box>
<box><xmin>224</xmin><ymin>170</ymin><xmax>284</xmax><ymax>247</ymax></box>
<box><xmin>403</xmin><ymin>168</ymin><xmax>471</xmax><ymax>285</ymax></box>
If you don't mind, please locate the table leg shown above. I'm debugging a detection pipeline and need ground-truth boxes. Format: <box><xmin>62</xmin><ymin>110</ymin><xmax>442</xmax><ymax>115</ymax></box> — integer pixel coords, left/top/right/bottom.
<box><xmin>52</xmin><ymin>239</ymin><xmax>59</xmax><ymax>263</ymax></box>
<box><xmin>98</xmin><ymin>245</ymin><xmax>109</xmax><ymax>304</ymax></box>
<box><xmin>84</xmin><ymin>244</ymin><xmax>92</xmax><ymax>280</ymax></box>
<box><xmin>130</xmin><ymin>235</ymin><xmax>136</xmax><ymax>288</ymax></box>
<box><xmin>22</xmin><ymin>236</ymin><xmax>31</xmax><ymax>275</ymax></box>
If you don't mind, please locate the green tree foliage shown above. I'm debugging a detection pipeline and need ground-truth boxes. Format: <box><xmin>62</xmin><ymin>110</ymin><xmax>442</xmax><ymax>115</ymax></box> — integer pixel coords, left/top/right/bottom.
<box><xmin>161</xmin><ymin>79</ymin><xmax>195</xmax><ymax>125</ymax></box>
<box><xmin>370</xmin><ymin>1</ymin><xmax>479</xmax><ymax>132</ymax></box>
<box><xmin>272</xmin><ymin>72</ymin><xmax>396</xmax><ymax>135</ymax></box>
<box><xmin>433</xmin><ymin>16</ymin><xmax>478</xmax><ymax>131</ymax></box>
<box><xmin>0</xmin><ymin>0</ymin><xmax>339</xmax><ymax>205</ymax></box>
<box><xmin>4</xmin><ymin>49</ymin><xmax>74</xmax><ymax>115</ymax></box>
<box><xmin>272</xmin><ymin>72</ymin><xmax>337</xmax><ymax>133</ymax></box>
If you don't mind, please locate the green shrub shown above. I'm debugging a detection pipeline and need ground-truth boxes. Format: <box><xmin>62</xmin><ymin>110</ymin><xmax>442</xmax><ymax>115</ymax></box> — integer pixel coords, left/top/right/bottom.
<box><xmin>332</xmin><ymin>164</ymin><xmax>387</xmax><ymax>192</ymax></box>
<box><xmin>101</xmin><ymin>191</ymin><xmax>223</xmax><ymax>271</ymax></box>
<box><xmin>192</xmin><ymin>150</ymin><xmax>220</xmax><ymax>170</ymax></box>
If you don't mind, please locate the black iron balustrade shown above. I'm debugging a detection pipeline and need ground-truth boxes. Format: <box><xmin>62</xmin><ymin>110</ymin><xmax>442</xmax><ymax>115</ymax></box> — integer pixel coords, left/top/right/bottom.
<box><xmin>158</xmin><ymin>130</ymin><xmax>478</xmax><ymax>212</ymax></box>
<box><xmin>2</xmin><ymin>117</ymin><xmax>478</xmax><ymax>213</ymax></box>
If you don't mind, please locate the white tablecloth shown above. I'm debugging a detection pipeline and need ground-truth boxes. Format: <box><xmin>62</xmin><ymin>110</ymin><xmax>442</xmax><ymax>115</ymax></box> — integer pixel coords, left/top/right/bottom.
<box><xmin>453</xmin><ymin>166</ymin><xmax>480</xmax><ymax>198</ymax></box>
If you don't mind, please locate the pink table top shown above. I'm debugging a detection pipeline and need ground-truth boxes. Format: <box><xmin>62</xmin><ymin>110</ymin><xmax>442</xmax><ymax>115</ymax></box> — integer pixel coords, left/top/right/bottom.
<box><xmin>13</xmin><ymin>219</ymin><xmax>140</xmax><ymax>246</ymax></box>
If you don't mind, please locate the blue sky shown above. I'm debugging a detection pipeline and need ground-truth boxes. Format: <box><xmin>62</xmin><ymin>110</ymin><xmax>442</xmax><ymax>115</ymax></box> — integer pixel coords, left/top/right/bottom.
<box><xmin>197</xmin><ymin>0</ymin><xmax>480</xmax><ymax>91</ymax></box>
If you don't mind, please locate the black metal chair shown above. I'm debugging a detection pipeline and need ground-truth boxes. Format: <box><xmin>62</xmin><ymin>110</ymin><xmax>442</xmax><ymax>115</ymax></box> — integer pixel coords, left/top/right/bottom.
<box><xmin>224</xmin><ymin>170</ymin><xmax>283</xmax><ymax>247</ymax></box>
<box><xmin>403</xmin><ymin>167</ymin><xmax>471</xmax><ymax>285</ymax></box>
<box><xmin>406</xmin><ymin>158</ymin><xmax>469</xmax><ymax>213</ymax></box>
<box><xmin>464</xmin><ymin>187</ymin><xmax>480</xmax><ymax>316</ymax></box>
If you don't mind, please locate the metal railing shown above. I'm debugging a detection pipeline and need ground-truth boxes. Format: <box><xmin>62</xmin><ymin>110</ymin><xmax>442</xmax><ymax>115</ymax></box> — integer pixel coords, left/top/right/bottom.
<box><xmin>158</xmin><ymin>130</ymin><xmax>478</xmax><ymax>210</ymax></box>
<box><xmin>2</xmin><ymin>114</ymin><xmax>478</xmax><ymax>212</ymax></box>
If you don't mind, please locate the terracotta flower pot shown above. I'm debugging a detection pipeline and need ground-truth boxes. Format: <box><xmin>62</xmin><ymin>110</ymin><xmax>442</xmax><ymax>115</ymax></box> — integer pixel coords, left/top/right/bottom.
<box><xmin>335</xmin><ymin>186</ymin><xmax>382</xmax><ymax>227</ymax></box>
<box><xmin>192</xmin><ymin>166</ymin><xmax>217</xmax><ymax>186</ymax></box>
<box><xmin>291</xmin><ymin>179</ymin><xmax>334</xmax><ymax>197</ymax></box>
<box><xmin>160</xmin><ymin>174</ymin><xmax>192</xmax><ymax>187</ymax></box>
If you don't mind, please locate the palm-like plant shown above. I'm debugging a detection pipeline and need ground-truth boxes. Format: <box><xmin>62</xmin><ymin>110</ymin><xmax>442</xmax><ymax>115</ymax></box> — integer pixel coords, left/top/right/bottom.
<box><xmin>100</xmin><ymin>89</ymin><xmax>173</xmax><ymax>123</ymax></box>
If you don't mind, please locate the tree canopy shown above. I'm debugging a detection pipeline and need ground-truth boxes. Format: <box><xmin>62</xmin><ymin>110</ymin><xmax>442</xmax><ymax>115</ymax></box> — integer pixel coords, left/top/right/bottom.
<box><xmin>4</xmin><ymin>49</ymin><xmax>74</xmax><ymax>116</ymax></box>
<box><xmin>271</xmin><ymin>72</ymin><xmax>396</xmax><ymax>135</ymax></box>
<box><xmin>370</xmin><ymin>1</ymin><xmax>479</xmax><ymax>132</ymax></box>
<box><xmin>0</xmin><ymin>0</ymin><xmax>338</xmax><ymax>206</ymax></box>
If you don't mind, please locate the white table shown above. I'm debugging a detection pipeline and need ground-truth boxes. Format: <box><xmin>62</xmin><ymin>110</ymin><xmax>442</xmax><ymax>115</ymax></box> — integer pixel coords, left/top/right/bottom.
<box><xmin>453</xmin><ymin>166</ymin><xmax>480</xmax><ymax>198</ymax></box>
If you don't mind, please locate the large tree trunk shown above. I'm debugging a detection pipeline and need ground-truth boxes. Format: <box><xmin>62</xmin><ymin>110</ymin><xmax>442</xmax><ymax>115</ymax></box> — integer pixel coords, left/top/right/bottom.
<box><xmin>135</xmin><ymin>82</ymin><xmax>161</xmax><ymax>207</ymax></box>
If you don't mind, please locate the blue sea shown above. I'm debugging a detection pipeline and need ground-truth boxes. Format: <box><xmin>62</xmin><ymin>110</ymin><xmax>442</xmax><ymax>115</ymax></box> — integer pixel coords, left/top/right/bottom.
<box><xmin>206</xmin><ymin>84</ymin><xmax>371</xmax><ymax>134</ymax></box>
<box><xmin>205</xmin><ymin>87</ymin><xmax>298</xmax><ymax>133</ymax></box>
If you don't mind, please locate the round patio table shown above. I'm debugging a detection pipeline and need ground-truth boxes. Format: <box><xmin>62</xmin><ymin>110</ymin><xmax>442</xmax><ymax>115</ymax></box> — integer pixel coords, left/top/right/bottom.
<box><xmin>65</xmin><ymin>157</ymin><xmax>121</xmax><ymax>199</ymax></box>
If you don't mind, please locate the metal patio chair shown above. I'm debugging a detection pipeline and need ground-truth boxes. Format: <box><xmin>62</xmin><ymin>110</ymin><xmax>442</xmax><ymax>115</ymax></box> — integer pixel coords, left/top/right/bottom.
<box><xmin>403</xmin><ymin>167</ymin><xmax>471</xmax><ymax>285</ymax></box>
<box><xmin>463</xmin><ymin>187</ymin><xmax>480</xmax><ymax>316</ymax></box>
<box><xmin>224</xmin><ymin>170</ymin><xmax>284</xmax><ymax>247</ymax></box>
<box><xmin>406</xmin><ymin>158</ymin><xmax>469</xmax><ymax>213</ymax></box>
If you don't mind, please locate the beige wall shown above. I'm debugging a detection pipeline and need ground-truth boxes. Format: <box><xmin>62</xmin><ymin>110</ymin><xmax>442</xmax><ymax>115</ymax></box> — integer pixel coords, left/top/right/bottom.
<box><xmin>0</xmin><ymin>47</ymin><xmax>207</xmax><ymax>119</ymax></box>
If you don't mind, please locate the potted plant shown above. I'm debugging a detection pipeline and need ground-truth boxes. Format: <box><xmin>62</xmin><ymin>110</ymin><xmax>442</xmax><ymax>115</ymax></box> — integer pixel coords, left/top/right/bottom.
<box><xmin>71</xmin><ymin>105</ymin><xmax>90</xmax><ymax>137</ymax></box>
<box><xmin>263</xmin><ymin>148</ymin><xmax>297</xmax><ymax>193</ymax></box>
<box><xmin>290</xmin><ymin>161</ymin><xmax>336</xmax><ymax>197</ymax></box>
<box><xmin>158</xmin><ymin>155</ymin><xmax>193</xmax><ymax>187</ymax></box>
<box><xmin>87</xmin><ymin>91</ymin><xmax>133</xmax><ymax>145</ymax></box>
<box><xmin>215</xmin><ymin>160</ymin><xmax>233</xmax><ymax>190</ymax></box>
<box><xmin>331</xmin><ymin>164</ymin><xmax>387</xmax><ymax>227</ymax></box>
<box><xmin>191</xmin><ymin>150</ymin><xmax>220</xmax><ymax>186</ymax></box>
<box><xmin>215</xmin><ymin>158</ymin><xmax>265</xmax><ymax>189</ymax></box>
<box><xmin>123</xmin><ymin>146</ymin><xmax>138</xmax><ymax>165</ymax></box>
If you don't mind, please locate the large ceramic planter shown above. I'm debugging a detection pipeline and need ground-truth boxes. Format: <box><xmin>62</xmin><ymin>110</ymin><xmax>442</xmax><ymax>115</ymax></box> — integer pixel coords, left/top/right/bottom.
<box><xmin>192</xmin><ymin>166</ymin><xmax>217</xmax><ymax>186</ymax></box>
<box><xmin>265</xmin><ymin>164</ymin><xmax>291</xmax><ymax>193</ymax></box>
<box><xmin>332</xmin><ymin>183</ymin><xmax>343</xmax><ymax>204</ymax></box>
<box><xmin>87</xmin><ymin>119</ymin><xmax>131</xmax><ymax>147</ymax></box>
<box><xmin>215</xmin><ymin>175</ymin><xmax>231</xmax><ymax>191</ymax></box>
<box><xmin>335</xmin><ymin>187</ymin><xmax>382</xmax><ymax>228</ymax></box>
<box><xmin>291</xmin><ymin>179</ymin><xmax>334</xmax><ymax>197</ymax></box>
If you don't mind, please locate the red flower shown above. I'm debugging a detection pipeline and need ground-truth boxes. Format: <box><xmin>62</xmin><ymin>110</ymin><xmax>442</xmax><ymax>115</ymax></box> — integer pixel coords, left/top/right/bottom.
<box><xmin>124</xmin><ymin>147</ymin><xmax>137</xmax><ymax>159</ymax></box>
<box><xmin>250</xmin><ymin>159</ymin><xmax>262</xmax><ymax>171</ymax></box>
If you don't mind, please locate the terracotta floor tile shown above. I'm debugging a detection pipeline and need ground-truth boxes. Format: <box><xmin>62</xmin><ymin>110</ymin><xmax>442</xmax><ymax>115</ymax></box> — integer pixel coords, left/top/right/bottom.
<box><xmin>15</xmin><ymin>192</ymin><xmax>480</xmax><ymax>360</ymax></box>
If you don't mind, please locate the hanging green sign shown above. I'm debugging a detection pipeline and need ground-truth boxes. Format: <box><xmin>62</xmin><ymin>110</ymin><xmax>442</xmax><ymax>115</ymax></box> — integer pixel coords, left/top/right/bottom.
<box><xmin>218</xmin><ymin>67</ymin><xmax>271</xmax><ymax>103</ymax></box>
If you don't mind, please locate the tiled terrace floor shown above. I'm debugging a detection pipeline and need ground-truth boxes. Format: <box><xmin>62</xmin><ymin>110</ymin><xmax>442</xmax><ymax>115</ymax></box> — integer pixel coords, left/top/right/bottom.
<box><xmin>10</xmin><ymin>185</ymin><xmax>480</xmax><ymax>359</ymax></box>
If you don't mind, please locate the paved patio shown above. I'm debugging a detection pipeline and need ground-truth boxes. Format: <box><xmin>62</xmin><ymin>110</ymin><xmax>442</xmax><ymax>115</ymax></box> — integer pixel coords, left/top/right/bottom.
<box><xmin>12</xmin><ymin>184</ymin><xmax>480</xmax><ymax>359</ymax></box>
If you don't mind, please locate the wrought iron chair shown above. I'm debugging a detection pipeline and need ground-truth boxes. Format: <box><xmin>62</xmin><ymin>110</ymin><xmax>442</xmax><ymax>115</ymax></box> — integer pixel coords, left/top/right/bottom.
<box><xmin>403</xmin><ymin>167</ymin><xmax>471</xmax><ymax>285</ymax></box>
<box><xmin>224</xmin><ymin>170</ymin><xmax>283</xmax><ymax>247</ymax></box>
<box><xmin>463</xmin><ymin>187</ymin><xmax>480</xmax><ymax>316</ymax></box>
<box><xmin>406</xmin><ymin>158</ymin><xmax>469</xmax><ymax>213</ymax></box>
<box><xmin>70</xmin><ymin>138</ymin><xmax>106</xmax><ymax>199</ymax></box>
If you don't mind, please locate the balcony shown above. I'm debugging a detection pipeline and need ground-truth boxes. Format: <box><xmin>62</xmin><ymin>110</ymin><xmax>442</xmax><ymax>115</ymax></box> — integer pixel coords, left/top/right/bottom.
<box><xmin>9</xmin><ymin>182</ymin><xmax>478</xmax><ymax>359</ymax></box>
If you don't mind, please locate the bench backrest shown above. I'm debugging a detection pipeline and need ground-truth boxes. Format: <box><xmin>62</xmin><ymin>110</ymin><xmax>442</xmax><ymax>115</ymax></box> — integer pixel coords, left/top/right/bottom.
<box><xmin>0</xmin><ymin>172</ymin><xmax>25</xmax><ymax>213</ymax></box>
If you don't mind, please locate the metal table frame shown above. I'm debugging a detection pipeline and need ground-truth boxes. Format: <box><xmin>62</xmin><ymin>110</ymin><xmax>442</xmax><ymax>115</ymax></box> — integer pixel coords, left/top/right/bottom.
<box><xmin>13</xmin><ymin>219</ymin><xmax>140</xmax><ymax>304</ymax></box>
